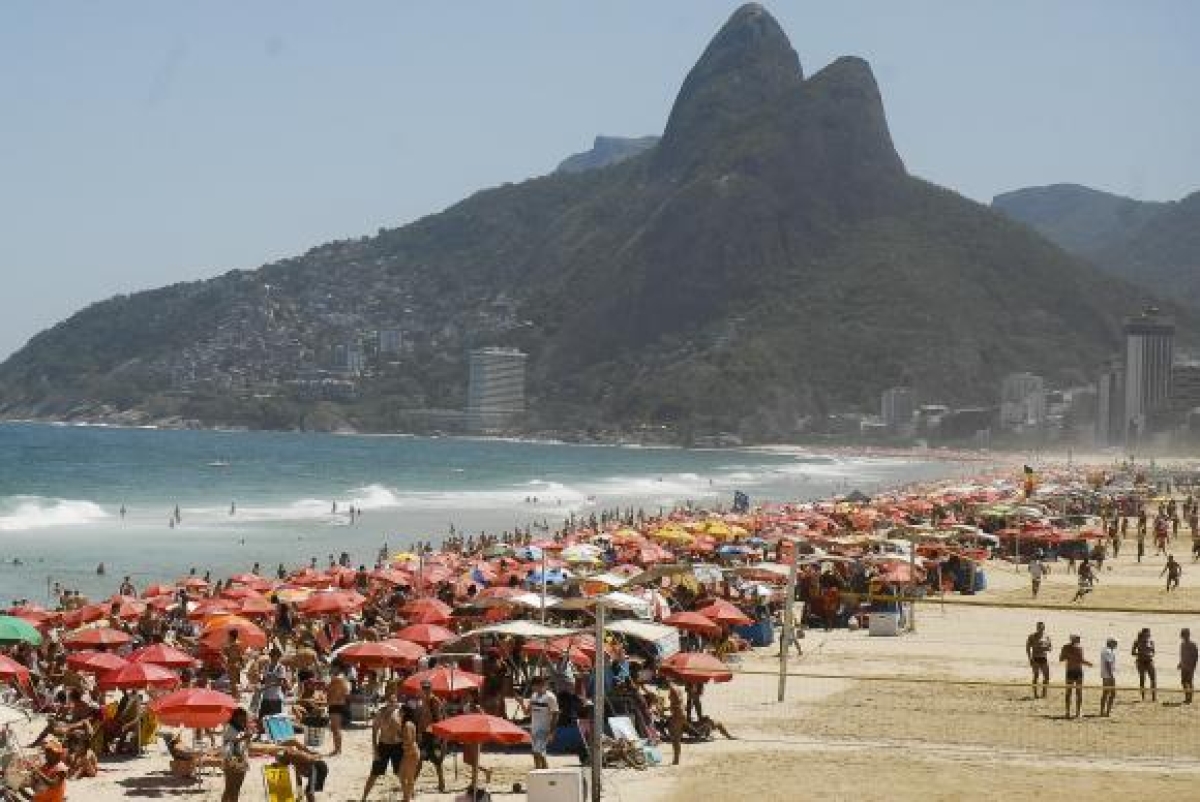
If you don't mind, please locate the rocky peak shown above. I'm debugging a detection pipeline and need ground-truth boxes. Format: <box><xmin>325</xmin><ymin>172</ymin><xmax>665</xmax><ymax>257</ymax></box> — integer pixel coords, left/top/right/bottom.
<box><xmin>655</xmin><ymin>4</ymin><xmax>803</xmax><ymax>175</ymax></box>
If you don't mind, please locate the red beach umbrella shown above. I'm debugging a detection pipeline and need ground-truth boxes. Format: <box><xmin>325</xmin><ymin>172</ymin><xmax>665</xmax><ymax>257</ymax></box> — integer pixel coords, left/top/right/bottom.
<box><xmin>0</xmin><ymin>655</ymin><xmax>31</xmax><ymax>684</ymax></box>
<box><xmin>400</xmin><ymin>598</ymin><xmax>453</xmax><ymax>618</ymax></box>
<box><xmin>236</xmin><ymin>596</ymin><xmax>276</xmax><ymax>617</ymax></box>
<box><xmin>696</xmin><ymin>600</ymin><xmax>753</xmax><ymax>627</ymax></box>
<box><xmin>98</xmin><ymin>662</ymin><xmax>180</xmax><ymax>691</ymax></box>
<box><xmin>62</xmin><ymin>627</ymin><xmax>132</xmax><ymax>651</ymax></box>
<box><xmin>66</xmin><ymin>651</ymin><xmax>129</xmax><ymax>674</ymax></box>
<box><xmin>299</xmin><ymin>591</ymin><xmax>364</xmax><ymax>617</ymax></box>
<box><xmin>660</xmin><ymin>652</ymin><xmax>733</xmax><ymax>684</ymax></box>
<box><xmin>663</xmin><ymin>611</ymin><xmax>722</xmax><ymax>638</ymax></box>
<box><xmin>151</xmin><ymin>688</ymin><xmax>238</xmax><ymax>729</ymax></box>
<box><xmin>432</xmin><ymin>713</ymin><xmax>530</xmax><ymax>745</ymax></box>
<box><xmin>400</xmin><ymin>666</ymin><xmax>484</xmax><ymax>699</ymax></box>
<box><xmin>335</xmin><ymin>640</ymin><xmax>425</xmax><ymax>669</ymax></box>
<box><xmin>394</xmin><ymin>624</ymin><xmax>456</xmax><ymax>649</ymax></box>
<box><xmin>405</xmin><ymin>608</ymin><xmax>452</xmax><ymax>626</ymax></box>
<box><xmin>127</xmin><ymin>644</ymin><xmax>198</xmax><ymax>670</ymax></box>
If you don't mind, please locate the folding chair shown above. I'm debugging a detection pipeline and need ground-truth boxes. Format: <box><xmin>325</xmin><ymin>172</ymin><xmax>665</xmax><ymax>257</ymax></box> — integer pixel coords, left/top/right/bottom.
<box><xmin>263</xmin><ymin>762</ymin><xmax>297</xmax><ymax>802</ymax></box>
<box><xmin>263</xmin><ymin>715</ymin><xmax>297</xmax><ymax>744</ymax></box>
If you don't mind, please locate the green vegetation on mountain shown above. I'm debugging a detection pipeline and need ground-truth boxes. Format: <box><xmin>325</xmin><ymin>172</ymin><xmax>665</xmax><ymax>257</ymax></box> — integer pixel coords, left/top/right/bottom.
<box><xmin>0</xmin><ymin>4</ymin><xmax>1185</xmax><ymax>441</ymax></box>
<box><xmin>993</xmin><ymin>184</ymin><xmax>1200</xmax><ymax>310</ymax></box>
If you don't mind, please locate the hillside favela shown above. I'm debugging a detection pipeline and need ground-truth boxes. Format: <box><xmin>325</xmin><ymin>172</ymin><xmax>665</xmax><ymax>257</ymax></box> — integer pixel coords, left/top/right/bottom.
<box><xmin>1</xmin><ymin>4</ymin><xmax>1199</xmax><ymax>802</ymax></box>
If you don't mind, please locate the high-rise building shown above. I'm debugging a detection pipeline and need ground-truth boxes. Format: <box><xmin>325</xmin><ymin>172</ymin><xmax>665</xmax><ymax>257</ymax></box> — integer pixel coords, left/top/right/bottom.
<box><xmin>1000</xmin><ymin>372</ymin><xmax>1046</xmax><ymax>428</ymax></box>
<box><xmin>378</xmin><ymin>329</ymin><xmax>403</xmax><ymax>355</ymax></box>
<box><xmin>466</xmin><ymin>347</ymin><xmax>527</xmax><ymax>432</ymax></box>
<box><xmin>880</xmin><ymin>387</ymin><xmax>916</xmax><ymax>432</ymax></box>
<box><xmin>1096</xmin><ymin>360</ymin><xmax>1124</xmax><ymax>447</ymax></box>
<box><xmin>1123</xmin><ymin>307</ymin><xmax>1175</xmax><ymax>440</ymax></box>
<box><xmin>1170</xmin><ymin>363</ymin><xmax>1200</xmax><ymax>413</ymax></box>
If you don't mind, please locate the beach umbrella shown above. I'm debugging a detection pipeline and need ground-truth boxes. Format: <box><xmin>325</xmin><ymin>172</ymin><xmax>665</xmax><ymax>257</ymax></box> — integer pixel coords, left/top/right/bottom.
<box><xmin>400</xmin><ymin>598</ymin><xmax>453</xmax><ymax>618</ymax></box>
<box><xmin>525</xmin><ymin>568</ymin><xmax>571</xmax><ymax>588</ymax></box>
<box><xmin>66</xmin><ymin>651</ymin><xmax>129</xmax><ymax>674</ymax></box>
<box><xmin>62</xmin><ymin>627</ymin><xmax>132</xmax><ymax>650</ymax></box>
<box><xmin>127</xmin><ymin>644</ymin><xmax>198</xmax><ymax>670</ymax></box>
<box><xmin>432</xmin><ymin>713</ymin><xmax>530</xmax><ymax>745</ymax></box>
<box><xmin>98</xmin><ymin>662</ymin><xmax>180</xmax><ymax>691</ymax></box>
<box><xmin>220</xmin><ymin>586</ymin><xmax>262</xmax><ymax>601</ymax></box>
<box><xmin>335</xmin><ymin>640</ymin><xmax>425</xmax><ymax>669</ymax></box>
<box><xmin>0</xmin><ymin>615</ymin><xmax>46</xmax><ymax>645</ymax></box>
<box><xmin>141</xmin><ymin>583</ymin><xmax>175</xmax><ymax>599</ymax></box>
<box><xmin>188</xmin><ymin>599</ymin><xmax>237</xmax><ymax>620</ymax></box>
<box><xmin>660</xmin><ymin>652</ymin><xmax>733</xmax><ymax>683</ymax></box>
<box><xmin>401</xmin><ymin>666</ymin><xmax>484</xmax><ymax>699</ymax></box>
<box><xmin>180</xmin><ymin>577</ymin><xmax>210</xmax><ymax>591</ymax></box>
<box><xmin>521</xmin><ymin>640</ymin><xmax>592</xmax><ymax>668</ymax></box>
<box><xmin>663</xmin><ymin>611</ymin><xmax>722</xmax><ymax>638</ymax></box>
<box><xmin>0</xmin><ymin>655</ymin><xmax>31</xmax><ymax>684</ymax></box>
<box><xmin>60</xmin><ymin>605</ymin><xmax>105</xmax><ymax>629</ymax></box>
<box><xmin>151</xmin><ymin>688</ymin><xmax>238</xmax><ymax>729</ymax></box>
<box><xmin>561</xmin><ymin>544</ymin><xmax>602</xmax><ymax>564</ymax></box>
<box><xmin>236</xmin><ymin>596</ymin><xmax>276</xmax><ymax>617</ymax></box>
<box><xmin>406</xmin><ymin>608</ymin><xmax>452</xmax><ymax>626</ymax></box>
<box><xmin>299</xmin><ymin>591</ymin><xmax>364</xmax><ymax>617</ymax></box>
<box><xmin>394</xmin><ymin>623</ymin><xmax>456</xmax><ymax>650</ymax></box>
<box><xmin>200</xmin><ymin>615</ymin><xmax>268</xmax><ymax>650</ymax></box>
<box><xmin>696</xmin><ymin>600</ymin><xmax>753</xmax><ymax>628</ymax></box>
<box><xmin>371</xmin><ymin>568</ymin><xmax>411</xmax><ymax>586</ymax></box>
<box><xmin>432</xmin><ymin>711</ymin><xmax>531</xmax><ymax>792</ymax></box>
<box><xmin>514</xmin><ymin>546</ymin><xmax>544</xmax><ymax>562</ymax></box>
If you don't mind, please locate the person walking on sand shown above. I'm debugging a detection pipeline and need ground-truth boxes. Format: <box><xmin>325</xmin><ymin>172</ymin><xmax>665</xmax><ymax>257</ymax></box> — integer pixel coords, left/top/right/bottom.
<box><xmin>1059</xmin><ymin>635</ymin><xmax>1092</xmax><ymax>719</ymax></box>
<box><xmin>1026</xmin><ymin>622</ymin><xmax>1052</xmax><ymax>699</ymax></box>
<box><xmin>1100</xmin><ymin>637</ymin><xmax>1118</xmax><ymax>717</ymax></box>
<box><xmin>1028</xmin><ymin>556</ymin><xmax>1046</xmax><ymax>598</ymax></box>
<box><xmin>1162</xmin><ymin>555</ymin><xmax>1182</xmax><ymax>591</ymax></box>
<box><xmin>360</xmin><ymin>690</ymin><xmax>403</xmax><ymax>802</ymax></box>
<box><xmin>1133</xmin><ymin>628</ymin><xmax>1158</xmax><ymax>702</ymax></box>
<box><xmin>668</xmin><ymin>681</ymin><xmax>687</xmax><ymax>765</ymax></box>
<box><xmin>1180</xmin><ymin>628</ymin><xmax>1198</xmax><ymax>704</ymax></box>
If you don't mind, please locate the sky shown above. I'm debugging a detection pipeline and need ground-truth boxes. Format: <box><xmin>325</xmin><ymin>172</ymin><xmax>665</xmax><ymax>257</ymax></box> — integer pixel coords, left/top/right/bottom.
<box><xmin>2</xmin><ymin>1</ymin><xmax>1199</xmax><ymax>360</ymax></box>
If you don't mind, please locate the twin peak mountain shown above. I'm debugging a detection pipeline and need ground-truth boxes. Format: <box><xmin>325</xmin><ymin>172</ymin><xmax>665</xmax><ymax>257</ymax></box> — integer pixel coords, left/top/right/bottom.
<box><xmin>0</xmin><ymin>4</ymin><xmax>1165</xmax><ymax>439</ymax></box>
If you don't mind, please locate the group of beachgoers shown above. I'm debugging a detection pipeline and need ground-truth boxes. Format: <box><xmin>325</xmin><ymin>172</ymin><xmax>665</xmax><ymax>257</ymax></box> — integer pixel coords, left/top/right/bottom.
<box><xmin>1027</xmin><ymin>621</ymin><xmax>1200</xmax><ymax>719</ymax></box>
<box><xmin>4</xmin><ymin>461</ymin><xmax>1200</xmax><ymax>800</ymax></box>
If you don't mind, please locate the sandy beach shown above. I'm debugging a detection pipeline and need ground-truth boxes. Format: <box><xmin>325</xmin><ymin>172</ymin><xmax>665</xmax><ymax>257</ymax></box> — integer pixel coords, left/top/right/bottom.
<box><xmin>5</xmin><ymin>526</ymin><xmax>1199</xmax><ymax>802</ymax></box>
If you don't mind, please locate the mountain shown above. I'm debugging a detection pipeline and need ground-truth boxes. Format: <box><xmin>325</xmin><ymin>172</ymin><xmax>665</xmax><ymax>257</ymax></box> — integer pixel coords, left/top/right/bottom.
<box><xmin>993</xmin><ymin>184</ymin><xmax>1200</xmax><ymax>309</ymax></box>
<box><xmin>0</xmin><ymin>4</ymin><xmax>1181</xmax><ymax>441</ymax></box>
<box><xmin>991</xmin><ymin>184</ymin><xmax>1165</xmax><ymax>260</ymax></box>
<box><xmin>556</xmin><ymin>136</ymin><xmax>659</xmax><ymax>173</ymax></box>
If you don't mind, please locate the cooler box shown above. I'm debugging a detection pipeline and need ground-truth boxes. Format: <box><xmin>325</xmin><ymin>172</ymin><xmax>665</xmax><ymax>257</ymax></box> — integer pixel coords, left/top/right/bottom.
<box><xmin>868</xmin><ymin>613</ymin><xmax>900</xmax><ymax>637</ymax></box>
<box><xmin>527</xmin><ymin>768</ymin><xmax>587</xmax><ymax>802</ymax></box>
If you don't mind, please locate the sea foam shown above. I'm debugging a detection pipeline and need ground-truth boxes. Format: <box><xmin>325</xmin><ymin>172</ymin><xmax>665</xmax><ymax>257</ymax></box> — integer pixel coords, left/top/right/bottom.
<box><xmin>0</xmin><ymin>496</ymin><xmax>111</xmax><ymax>532</ymax></box>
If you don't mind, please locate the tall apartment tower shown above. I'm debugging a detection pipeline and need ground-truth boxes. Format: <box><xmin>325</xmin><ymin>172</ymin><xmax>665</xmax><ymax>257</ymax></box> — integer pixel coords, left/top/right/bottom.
<box><xmin>1123</xmin><ymin>307</ymin><xmax>1175</xmax><ymax>441</ymax></box>
<box><xmin>466</xmin><ymin>347</ymin><xmax>527</xmax><ymax>432</ymax></box>
<box><xmin>880</xmin><ymin>387</ymin><xmax>916</xmax><ymax>431</ymax></box>
<box><xmin>1096</xmin><ymin>359</ymin><xmax>1124</xmax><ymax>447</ymax></box>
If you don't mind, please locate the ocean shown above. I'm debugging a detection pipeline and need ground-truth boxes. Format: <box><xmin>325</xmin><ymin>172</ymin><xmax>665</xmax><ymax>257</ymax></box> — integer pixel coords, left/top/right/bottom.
<box><xmin>0</xmin><ymin>422</ymin><xmax>966</xmax><ymax>604</ymax></box>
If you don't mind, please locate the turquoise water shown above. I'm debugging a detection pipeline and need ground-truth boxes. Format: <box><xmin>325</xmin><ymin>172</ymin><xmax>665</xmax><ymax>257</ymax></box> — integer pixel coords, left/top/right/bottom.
<box><xmin>0</xmin><ymin>423</ymin><xmax>960</xmax><ymax>603</ymax></box>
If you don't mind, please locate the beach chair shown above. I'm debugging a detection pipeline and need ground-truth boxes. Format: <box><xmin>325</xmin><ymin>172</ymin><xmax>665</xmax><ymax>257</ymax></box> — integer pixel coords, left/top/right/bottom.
<box><xmin>263</xmin><ymin>762</ymin><xmax>297</xmax><ymax>802</ymax></box>
<box><xmin>263</xmin><ymin>714</ymin><xmax>297</xmax><ymax>744</ymax></box>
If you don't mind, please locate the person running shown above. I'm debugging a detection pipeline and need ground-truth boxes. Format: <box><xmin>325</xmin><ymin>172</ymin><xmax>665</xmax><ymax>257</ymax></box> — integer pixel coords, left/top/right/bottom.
<box><xmin>360</xmin><ymin>690</ymin><xmax>403</xmax><ymax>802</ymax></box>
<box><xmin>1162</xmin><ymin>555</ymin><xmax>1182</xmax><ymax>591</ymax></box>
<box><xmin>1025</xmin><ymin>622</ymin><xmax>1052</xmax><ymax>699</ymax></box>
<box><xmin>1028</xmin><ymin>557</ymin><xmax>1046</xmax><ymax>598</ymax></box>
<box><xmin>1100</xmin><ymin>637</ymin><xmax>1118</xmax><ymax>717</ymax></box>
<box><xmin>1071</xmin><ymin>561</ymin><xmax>1095</xmax><ymax>603</ymax></box>
<box><xmin>1180</xmin><ymin>628</ymin><xmax>1198</xmax><ymax>704</ymax></box>
<box><xmin>1059</xmin><ymin>635</ymin><xmax>1092</xmax><ymax>719</ymax></box>
<box><xmin>1132</xmin><ymin>627</ymin><xmax>1158</xmax><ymax>702</ymax></box>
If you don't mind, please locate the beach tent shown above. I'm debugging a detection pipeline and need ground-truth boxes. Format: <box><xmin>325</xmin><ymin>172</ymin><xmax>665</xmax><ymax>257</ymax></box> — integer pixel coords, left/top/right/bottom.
<box><xmin>606</xmin><ymin>619</ymin><xmax>680</xmax><ymax>659</ymax></box>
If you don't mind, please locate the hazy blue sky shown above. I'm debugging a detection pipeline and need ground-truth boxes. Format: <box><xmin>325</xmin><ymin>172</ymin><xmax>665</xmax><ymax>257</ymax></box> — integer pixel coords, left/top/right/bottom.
<box><xmin>2</xmin><ymin>1</ymin><xmax>1198</xmax><ymax>360</ymax></box>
